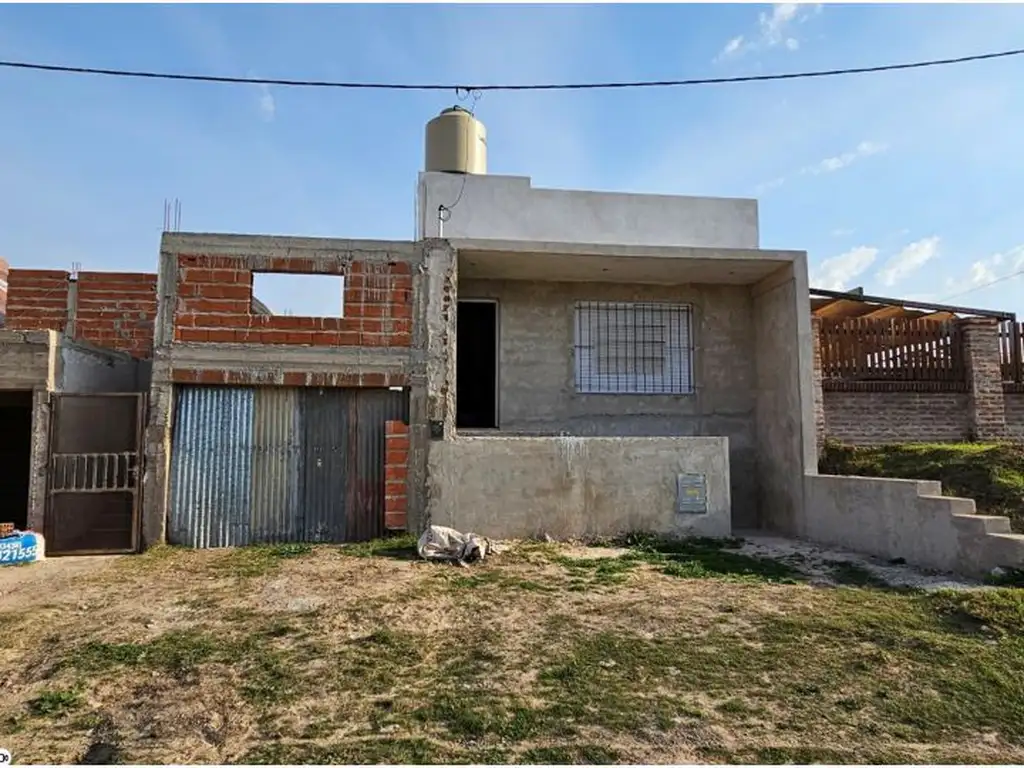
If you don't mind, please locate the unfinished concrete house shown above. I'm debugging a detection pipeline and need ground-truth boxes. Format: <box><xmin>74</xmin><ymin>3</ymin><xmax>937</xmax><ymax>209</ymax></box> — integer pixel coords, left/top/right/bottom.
<box><xmin>416</xmin><ymin>112</ymin><xmax>813</xmax><ymax>542</ymax></box>
<box><xmin>413</xmin><ymin>107</ymin><xmax>1024</xmax><ymax>576</ymax></box>
<box><xmin>0</xmin><ymin>269</ymin><xmax>154</xmax><ymax>554</ymax></box>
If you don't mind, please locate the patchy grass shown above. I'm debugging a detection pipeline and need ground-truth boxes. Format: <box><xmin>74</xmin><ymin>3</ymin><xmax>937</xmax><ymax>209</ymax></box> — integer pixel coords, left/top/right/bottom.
<box><xmin>820</xmin><ymin>440</ymin><xmax>1024</xmax><ymax>531</ymax></box>
<box><xmin>826</xmin><ymin>560</ymin><xmax>893</xmax><ymax>589</ymax></box>
<box><xmin>2</xmin><ymin>536</ymin><xmax>1024</xmax><ymax>764</ymax></box>
<box><xmin>27</xmin><ymin>687</ymin><xmax>82</xmax><ymax>717</ymax></box>
<box><xmin>338</xmin><ymin>533</ymin><xmax>419</xmax><ymax>560</ymax></box>
<box><xmin>212</xmin><ymin>543</ymin><xmax>315</xmax><ymax>577</ymax></box>
<box><xmin>611</xmin><ymin>533</ymin><xmax>804</xmax><ymax>584</ymax></box>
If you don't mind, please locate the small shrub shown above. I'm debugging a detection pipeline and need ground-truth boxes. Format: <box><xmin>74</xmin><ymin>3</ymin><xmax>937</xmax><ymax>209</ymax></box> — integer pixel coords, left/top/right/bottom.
<box><xmin>28</xmin><ymin>687</ymin><xmax>82</xmax><ymax>717</ymax></box>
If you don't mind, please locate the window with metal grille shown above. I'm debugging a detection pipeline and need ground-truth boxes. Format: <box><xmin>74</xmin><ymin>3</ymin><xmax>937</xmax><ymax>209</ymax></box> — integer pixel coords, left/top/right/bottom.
<box><xmin>574</xmin><ymin>301</ymin><xmax>694</xmax><ymax>394</ymax></box>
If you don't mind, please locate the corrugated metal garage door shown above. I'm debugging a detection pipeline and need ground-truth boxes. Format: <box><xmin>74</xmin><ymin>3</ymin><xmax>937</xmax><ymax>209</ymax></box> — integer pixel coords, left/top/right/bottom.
<box><xmin>169</xmin><ymin>386</ymin><xmax>408</xmax><ymax>548</ymax></box>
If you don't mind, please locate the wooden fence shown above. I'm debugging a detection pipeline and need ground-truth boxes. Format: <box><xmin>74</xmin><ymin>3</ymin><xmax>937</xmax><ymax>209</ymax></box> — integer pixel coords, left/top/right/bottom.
<box><xmin>999</xmin><ymin>321</ymin><xmax>1024</xmax><ymax>384</ymax></box>
<box><xmin>818</xmin><ymin>318</ymin><xmax>965</xmax><ymax>384</ymax></box>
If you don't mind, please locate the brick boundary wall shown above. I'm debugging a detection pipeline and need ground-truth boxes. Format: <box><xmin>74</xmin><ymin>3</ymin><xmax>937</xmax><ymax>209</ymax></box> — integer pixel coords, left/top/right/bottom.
<box><xmin>816</xmin><ymin>316</ymin><xmax>1024</xmax><ymax>448</ymax></box>
<box><xmin>0</xmin><ymin>256</ymin><xmax>8</xmax><ymax>323</ymax></box>
<box><xmin>4</xmin><ymin>268</ymin><xmax>157</xmax><ymax>358</ymax></box>
<box><xmin>5</xmin><ymin>269</ymin><xmax>71</xmax><ymax>334</ymax></box>
<box><xmin>384</xmin><ymin>420</ymin><xmax>410</xmax><ymax>531</ymax></box>
<box><xmin>173</xmin><ymin>255</ymin><xmax>413</xmax><ymax>348</ymax></box>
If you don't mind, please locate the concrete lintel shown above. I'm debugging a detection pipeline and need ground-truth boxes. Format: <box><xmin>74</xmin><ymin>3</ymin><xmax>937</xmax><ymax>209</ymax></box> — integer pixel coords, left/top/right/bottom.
<box><xmin>60</xmin><ymin>336</ymin><xmax>137</xmax><ymax>364</ymax></box>
<box><xmin>161</xmin><ymin>232</ymin><xmax>418</xmax><ymax>262</ymax></box>
<box><xmin>0</xmin><ymin>329</ymin><xmax>57</xmax><ymax>347</ymax></box>
<box><xmin>450</xmin><ymin>238</ymin><xmax>804</xmax><ymax>263</ymax></box>
<box><xmin>164</xmin><ymin>343</ymin><xmax>419</xmax><ymax>370</ymax></box>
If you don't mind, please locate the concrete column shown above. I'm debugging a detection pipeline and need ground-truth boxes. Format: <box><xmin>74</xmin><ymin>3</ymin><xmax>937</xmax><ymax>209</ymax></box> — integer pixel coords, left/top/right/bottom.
<box><xmin>141</xmin><ymin>362</ymin><xmax>173</xmax><ymax>549</ymax></box>
<box><xmin>422</xmin><ymin>240</ymin><xmax>457</xmax><ymax>439</ymax></box>
<box><xmin>27</xmin><ymin>387</ymin><xmax>50</xmax><ymax>533</ymax></box>
<box><xmin>811</xmin><ymin>316</ymin><xmax>826</xmax><ymax>457</ymax></box>
<box><xmin>961</xmin><ymin>318</ymin><xmax>1007</xmax><ymax>441</ymax></box>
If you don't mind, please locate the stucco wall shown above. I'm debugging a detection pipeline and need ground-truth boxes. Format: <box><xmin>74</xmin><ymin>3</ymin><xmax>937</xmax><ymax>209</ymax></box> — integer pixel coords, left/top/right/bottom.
<box><xmin>803</xmin><ymin>473</ymin><xmax>1024</xmax><ymax>578</ymax></box>
<box><xmin>419</xmin><ymin>173</ymin><xmax>759</xmax><ymax>250</ymax></box>
<box><xmin>459</xmin><ymin>278</ymin><xmax>759</xmax><ymax>528</ymax></box>
<box><xmin>428</xmin><ymin>435</ymin><xmax>731</xmax><ymax>540</ymax></box>
<box><xmin>752</xmin><ymin>266</ymin><xmax>815</xmax><ymax>535</ymax></box>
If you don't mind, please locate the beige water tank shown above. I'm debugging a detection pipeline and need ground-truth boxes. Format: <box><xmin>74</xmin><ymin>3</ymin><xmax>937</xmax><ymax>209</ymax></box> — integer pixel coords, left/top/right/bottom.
<box><xmin>425</xmin><ymin>106</ymin><xmax>487</xmax><ymax>174</ymax></box>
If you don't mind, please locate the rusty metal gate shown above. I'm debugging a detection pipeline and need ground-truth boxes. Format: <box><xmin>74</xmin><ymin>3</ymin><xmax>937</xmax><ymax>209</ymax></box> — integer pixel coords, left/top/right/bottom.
<box><xmin>168</xmin><ymin>386</ymin><xmax>408</xmax><ymax>548</ymax></box>
<box><xmin>46</xmin><ymin>393</ymin><xmax>144</xmax><ymax>555</ymax></box>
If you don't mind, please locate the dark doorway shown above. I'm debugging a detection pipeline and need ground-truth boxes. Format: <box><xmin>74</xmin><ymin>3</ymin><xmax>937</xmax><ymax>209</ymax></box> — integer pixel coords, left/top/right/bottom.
<box><xmin>456</xmin><ymin>300</ymin><xmax>498</xmax><ymax>429</ymax></box>
<box><xmin>0</xmin><ymin>391</ymin><xmax>34</xmax><ymax>531</ymax></box>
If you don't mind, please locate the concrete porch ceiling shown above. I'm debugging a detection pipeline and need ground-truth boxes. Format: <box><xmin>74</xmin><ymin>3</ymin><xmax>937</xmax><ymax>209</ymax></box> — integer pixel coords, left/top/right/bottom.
<box><xmin>457</xmin><ymin>248</ymin><xmax>792</xmax><ymax>286</ymax></box>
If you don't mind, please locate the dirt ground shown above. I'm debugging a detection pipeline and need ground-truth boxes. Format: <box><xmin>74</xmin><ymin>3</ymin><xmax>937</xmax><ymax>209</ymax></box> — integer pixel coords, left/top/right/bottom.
<box><xmin>1</xmin><ymin>535</ymin><xmax>1021</xmax><ymax>765</ymax></box>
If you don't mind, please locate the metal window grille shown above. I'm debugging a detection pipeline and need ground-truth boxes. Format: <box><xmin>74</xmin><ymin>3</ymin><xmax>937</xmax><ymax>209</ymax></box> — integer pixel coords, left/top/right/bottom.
<box><xmin>574</xmin><ymin>301</ymin><xmax>695</xmax><ymax>394</ymax></box>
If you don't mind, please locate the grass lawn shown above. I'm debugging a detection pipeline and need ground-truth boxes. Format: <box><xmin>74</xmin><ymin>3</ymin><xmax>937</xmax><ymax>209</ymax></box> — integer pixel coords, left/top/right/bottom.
<box><xmin>820</xmin><ymin>440</ymin><xmax>1024</xmax><ymax>532</ymax></box>
<box><xmin>2</xmin><ymin>535</ymin><xmax>1024</xmax><ymax>764</ymax></box>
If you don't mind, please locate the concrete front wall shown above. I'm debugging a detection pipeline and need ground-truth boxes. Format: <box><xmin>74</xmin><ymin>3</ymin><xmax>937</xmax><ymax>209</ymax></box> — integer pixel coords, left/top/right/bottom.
<box><xmin>803</xmin><ymin>474</ymin><xmax>1024</xmax><ymax>578</ymax></box>
<box><xmin>752</xmin><ymin>265</ymin><xmax>815</xmax><ymax>534</ymax></box>
<box><xmin>418</xmin><ymin>173</ymin><xmax>759</xmax><ymax>250</ymax></box>
<box><xmin>824</xmin><ymin>390</ymin><xmax>970</xmax><ymax>444</ymax></box>
<box><xmin>0</xmin><ymin>330</ymin><xmax>58</xmax><ymax>390</ymax></box>
<box><xmin>428</xmin><ymin>436</ymin><xmax>731</xmax><ymax>540</ymax></box>
<box><xmin>0</xmin><ymin>331</ymin><xmax>59</xmax><ymax>534</ymax></box>
<box><xmin>60</xmin><ymin>342</ymin><xmax>142</xmax><ymax>394</ymax></box>
<box><xmin>458</xmin><ymin>278</ymin><xmax>759</xmax><ymax>528</ymax></box>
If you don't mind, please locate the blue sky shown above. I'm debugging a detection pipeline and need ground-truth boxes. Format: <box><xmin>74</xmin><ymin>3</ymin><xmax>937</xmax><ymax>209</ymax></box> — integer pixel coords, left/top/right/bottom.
<box><xmin>2</xmin><ymin>2</ymin><xmax>1024</xmax><ymax>316</ymax></box>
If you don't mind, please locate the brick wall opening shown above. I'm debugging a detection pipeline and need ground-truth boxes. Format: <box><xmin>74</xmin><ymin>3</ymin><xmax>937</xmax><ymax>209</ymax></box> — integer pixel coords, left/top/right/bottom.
<box><xmin>251</xmin><ymin>272</ymin><xmax>346</xmax><ymax>317</ymax></box>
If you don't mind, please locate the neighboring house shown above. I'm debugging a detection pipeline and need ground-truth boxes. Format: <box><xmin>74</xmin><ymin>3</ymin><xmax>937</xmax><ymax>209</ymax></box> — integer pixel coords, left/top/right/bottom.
<box><xmin>1</xmin><ymin>108</ymin><xmax>1021</xmax><ymax>578</ymax></box>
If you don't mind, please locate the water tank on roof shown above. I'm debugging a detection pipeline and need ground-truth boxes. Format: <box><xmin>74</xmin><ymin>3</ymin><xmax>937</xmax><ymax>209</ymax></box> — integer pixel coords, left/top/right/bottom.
<box><xmin>425</xmin><ymin>106</ymin><xmax>487</xmax><ymax>175</ymax></box>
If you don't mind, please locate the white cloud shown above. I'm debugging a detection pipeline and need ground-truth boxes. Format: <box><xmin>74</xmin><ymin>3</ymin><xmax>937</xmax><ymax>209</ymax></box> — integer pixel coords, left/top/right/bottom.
<box><xmin>753</xmin><ymin>176</ymin><xmax>787</xmax><ymax>195</ymax></box>
<box><xmin>753</xmin><ymin>140</ymin><xmax>886</xmax><ymax>194</ymax></box>
<box><xmin>811</xmin><ymin>246</ymin><xmax>879</xmax><ymax>291</ymax></box>
<box><xmin>802</xmin><ymin>141</ymin><xmax>887</xmax><ymax>176</ymax></box>
<box><xmin>258</xmin><ymin>85</ymin><xmax>276</xmax><ymax>121</ymax></box>
<box><xmin>876</xmin><ymin>236</ymin><xmax>941</xmax><ymax>287</ymax></box>
<box><xmin>961</xmin><ymin>244</ymin><xmax>1024</xmax><ymax>288</ymax></box>
<box><xmin>721</xmin><ymin>36</ymin><xmax>744</xmax><ymax>56</ymax></box>
<box><xmin>716</xmin><ymin>3</ymin><xmax>817</xmax><ymax>59</ymax></box>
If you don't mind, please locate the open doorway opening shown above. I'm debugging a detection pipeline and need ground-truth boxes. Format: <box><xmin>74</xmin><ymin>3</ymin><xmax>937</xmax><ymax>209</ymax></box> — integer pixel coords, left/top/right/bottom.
<box><xmin>0</xmin><ymin>391</ymin><xmax>34</xmax><ymax>531</ymax></box>
<box><xmin>456</xmin><ymin>300</ymin><xmax>498</xmax><ymax>429</ymax></box>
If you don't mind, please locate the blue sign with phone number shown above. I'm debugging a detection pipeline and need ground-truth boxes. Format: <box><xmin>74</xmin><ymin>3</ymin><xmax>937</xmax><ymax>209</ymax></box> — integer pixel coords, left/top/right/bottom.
<box><xmin>0</xmin><ymin>532</ymin><xmax>44</xmax><ymax>565</ymax></box>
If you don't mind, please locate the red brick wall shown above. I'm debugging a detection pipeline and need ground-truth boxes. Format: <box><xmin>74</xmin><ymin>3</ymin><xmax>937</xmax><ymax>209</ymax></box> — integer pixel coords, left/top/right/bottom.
<box><xmin>1004</xmin><ymin>393</ymin><xmax>1024</xmax><ymax>440</ymax></box>
<box><xmin>3</xmin><ymin>268</ymin><xmax>157</xmax><ymax>358</ymax></box>
<box><xmin>823</xmin><ymin>390</ymin><xmax>970</xmax><ymax>444</ymax></box>
<box><xmin>0</xmin><ymin>256</ymin><xmax>8</xmax><ymax>322</ymax></box>
<box><xmin>5</xmin><ymin>269</ymin><xmax>70</xmax><ymax>333</ymax></box>
<box><xmin>384</xmin><ymin>420</ymin><xmax>409</xmax><ymax>531</ymax></box>
<box><xmin>173</xmin><ymin>255</ymin><xmax>413</xmax><ymax>347</ymax></box>
<box><xmin>75</xmin><ymin>272</ymin><xmax>158</xmax><ymax>358</ymax></box>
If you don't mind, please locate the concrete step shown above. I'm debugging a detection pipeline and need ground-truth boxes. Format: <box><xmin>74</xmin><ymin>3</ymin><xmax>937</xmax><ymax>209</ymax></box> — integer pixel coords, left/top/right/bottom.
<box><xmin>952</xmin><ymin>514</ymin><xmax>1013</xmax><ymax>536</ymax></box>
<box><xmin>983</xmin><ymin>533</ymin><xmax>1024</xmax><ymax>570</ymax></box>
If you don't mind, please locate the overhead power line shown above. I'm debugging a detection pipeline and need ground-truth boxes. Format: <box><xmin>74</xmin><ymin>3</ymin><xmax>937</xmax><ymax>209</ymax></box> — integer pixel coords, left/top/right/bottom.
<box><xmin>0</xmin><ymin>47</ymin><xmax>1022</xmax><ymax>92</ymax></box>
<box><xmin>941</xmin><ymin>267</ymin><xmax>1024</xmax><ymax>302</ymax></box>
